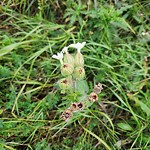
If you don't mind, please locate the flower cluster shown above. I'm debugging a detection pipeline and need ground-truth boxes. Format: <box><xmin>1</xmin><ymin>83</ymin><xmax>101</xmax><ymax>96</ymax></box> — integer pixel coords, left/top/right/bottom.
<box><xmin>52</xmin><ymin>42</ymin><xmax>86</xmax><ymax>94</ymax></box>
<box><xmin>52</xmin><ymin>42</ymin><xmax>103</xmax><ymax>122</ymax></box>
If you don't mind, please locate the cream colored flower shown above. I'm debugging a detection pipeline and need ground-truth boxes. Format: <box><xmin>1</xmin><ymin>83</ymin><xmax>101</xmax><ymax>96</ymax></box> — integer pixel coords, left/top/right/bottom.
<box><xmin>69</xmin><ymin>42</ymin><xmax>86</xmax><ymax>53</ymax></box>
<box><xmin>62</xmin><ymin>46</ymin><xmax>69</xmax><ymax>53</ymax></box>
<box><xmin>52</xmin><ymin>52</ymin><xmax>63</xmax><ymax>64</ymax></box>
<box><xmin>62</xmin><ymin>46</ymin><xmax>74</xmax><ymax>65</ymax></box>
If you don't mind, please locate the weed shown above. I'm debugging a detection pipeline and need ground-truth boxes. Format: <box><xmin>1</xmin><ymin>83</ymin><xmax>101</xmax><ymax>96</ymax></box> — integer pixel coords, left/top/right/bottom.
<box><xmin>0</xmin><ymin>0</ymin><xmax>149</xmax><ymax>149</ymax></box>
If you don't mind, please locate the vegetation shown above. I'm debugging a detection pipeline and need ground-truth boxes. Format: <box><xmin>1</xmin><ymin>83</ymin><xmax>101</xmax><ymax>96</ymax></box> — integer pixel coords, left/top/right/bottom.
<box><xmin>0</xmin><ymin>0</ymin><xmax>149</xmax><ymax>149</ymax></box>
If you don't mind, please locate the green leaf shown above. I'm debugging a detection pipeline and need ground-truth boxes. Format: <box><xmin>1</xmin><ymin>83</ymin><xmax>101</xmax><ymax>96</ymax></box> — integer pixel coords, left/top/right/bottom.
<box><xmin>117</xmin><ymin>123</ymin><xmax>133</xmax><ymax>131</ymax></box>
<box><xmin>135</xmin><ymin>100</ymin><xmax>150</xmax><ymax>117</ymax></box>
<box><xmin>111</xmin><ymin>19</ymin><xmax>129</xmax><ymax>31</ymax></box>
<box><xmin>128</xmin><ymin>93</ymin><xmax>150</xmax><ymax>117</ymax></box>
<box><xmin>0</xmin><ymin>40</ymin><xmax>34</xmax><ymax>57</ymax></box>
<box><xmin>76</xmin><ymin>79</ymin><xmax>89</xmax><ymax>94</ymax></box>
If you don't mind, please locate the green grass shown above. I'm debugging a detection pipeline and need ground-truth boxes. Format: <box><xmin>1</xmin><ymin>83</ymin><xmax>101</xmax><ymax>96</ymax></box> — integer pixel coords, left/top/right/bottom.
<box><xmin>0</xmin><ymin>0</ymin><xmax>150</xmax><ymax>149</ymax></box>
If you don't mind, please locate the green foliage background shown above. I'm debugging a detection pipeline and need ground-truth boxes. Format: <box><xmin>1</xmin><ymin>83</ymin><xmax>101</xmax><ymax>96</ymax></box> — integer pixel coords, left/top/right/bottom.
<box><xmin>0</xmin><ymin>0</ymin><xmax>150</xmax><ymax>149</ymax></box>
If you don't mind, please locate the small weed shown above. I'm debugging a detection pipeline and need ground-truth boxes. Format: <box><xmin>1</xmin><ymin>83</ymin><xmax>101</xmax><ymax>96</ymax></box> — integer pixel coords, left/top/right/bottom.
<box><xmin>0</xmin><ymin>0</ymin><xmax>149</xmax><ymax>149</ymax></box>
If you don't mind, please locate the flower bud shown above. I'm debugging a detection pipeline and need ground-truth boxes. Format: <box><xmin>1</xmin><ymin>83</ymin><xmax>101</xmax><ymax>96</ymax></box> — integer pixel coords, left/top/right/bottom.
<box><xmin>61</xmin><ymin>63</ymin><xmax>74</xmax><ymax>76</ymax></box>
<box><xmin>74</xmin><ymin>67</ymin><xmax>85</xmax><ymax>80</ymax></box>
<box><xmin>62</xmin><ymin>47</ymin><xmax>74</xmax><ymax>65</ymax></box>
<box><xmin>64</xmin><ymin>53</ymin><xmax>74</xmax><ymax>65</ymax></box>
<box><xmin>58</xmin><ymin>78</ymin><xmax>70</xmax><ymax>91</ymax></box>
<box><xmin>74</xmin><ymin>52</ymin><xmax>84</xmax><ymax>67</ymax></box>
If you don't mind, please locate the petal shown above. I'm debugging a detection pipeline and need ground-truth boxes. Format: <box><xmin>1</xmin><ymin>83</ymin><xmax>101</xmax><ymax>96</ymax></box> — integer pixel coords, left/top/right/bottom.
<box><xmin>62</xmin><ymin>47</ymin><xmax>68</xmax><ymax>53</ymax></box>
<box><xmin>58</xmin><ymin>52</ymin><xmax>63</xmax><ymax>59</ymax></box>
<box><xmin>52</xmin><ymin>52</ymin><xmax>63</xmax><ymax>60</ymax></box>
<box><xmin>69</xmin><ymin>42</ymin><xmax>86</xmax><ymax>53</ymax></box>
<box><xmin>52</xmin><ymin>55</ymin><xmax>59</xmax><ymax>59</ymax></box>
<box><xmin>77</xmin><ymin>42</ymin><xmax>86</xmax><ymax>51</ymax></box>
<box><xmin>69</xmin><ymin>43</ymin><xmax>76</xmax><ymax>48</ymax></box>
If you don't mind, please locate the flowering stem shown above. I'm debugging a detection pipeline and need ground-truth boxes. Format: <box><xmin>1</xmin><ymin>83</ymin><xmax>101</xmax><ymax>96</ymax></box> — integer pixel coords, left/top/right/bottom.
<box><xmin>72</xmin><ymin>78</ymin><xmax>76</xmax><ymax>93</ymax></box>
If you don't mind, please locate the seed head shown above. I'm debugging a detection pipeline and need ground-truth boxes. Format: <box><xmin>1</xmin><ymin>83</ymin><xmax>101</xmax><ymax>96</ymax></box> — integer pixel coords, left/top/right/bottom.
<box><xmin>77</xmin><ymin>102</ymin><xmax>84</xmax><ymax>110</ymax></box>
<box><xmin>93</xmin><ymin>83</ymin><xmax>103</xmax><ymax>94</ymax></box>
<box><xmin>88</xmin><ymin>92</ymin><xmax>98</xmax><ymax>102</ymax></box>
<box><xmin>70</xmin><ymin>102</ymin><xmax>84</xmax><ymax>111</ymax></box>
<box><xmin>70</xmin><ymin>103</ymin><xmax>78</xmax><ymax>111</ymax></box>
<box><xmin>61</xmin><ymin>109</ymin><xmax>72</xmax><ymax>122</ymax></box>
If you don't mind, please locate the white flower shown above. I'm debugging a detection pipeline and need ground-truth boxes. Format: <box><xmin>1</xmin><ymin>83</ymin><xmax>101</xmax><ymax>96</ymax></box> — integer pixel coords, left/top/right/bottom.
<box><xmin>52</xmin><ymin>52</ymin><xmax>63</xmax><ymax>64</ymax></box>
<box><xmin>62</xmin><ymin>47</ymin><xmax>69</xmax><ymax>54</ymax></box>
<box><xmin>69</xmin><ymin>42</ymin><xmax>86</xmax><ymax>53</ymax></box>
<box><xmin>52</xmin><ymin>52</ymin><xmax>63</xmax><ymax>59</ymax></box>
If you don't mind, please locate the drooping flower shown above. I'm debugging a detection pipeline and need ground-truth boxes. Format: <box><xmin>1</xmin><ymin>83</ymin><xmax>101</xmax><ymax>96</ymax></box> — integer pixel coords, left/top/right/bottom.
<box><xmin>69</xmin><ymin>42</ymin><xmax>86</xmax><ymax>53</ymax></box>
<box><xmin>52</xmin><ymin>52</ymin><xmax>63</xmax><ymax>64</ymax></box>
<box><xmin>69</xmin><ymin>42</ymin><xmax>86</xmax><ymax>67</ymax></box>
